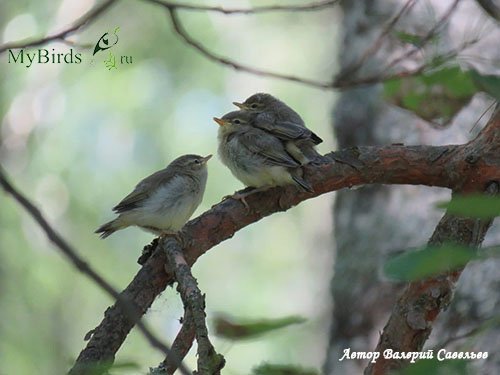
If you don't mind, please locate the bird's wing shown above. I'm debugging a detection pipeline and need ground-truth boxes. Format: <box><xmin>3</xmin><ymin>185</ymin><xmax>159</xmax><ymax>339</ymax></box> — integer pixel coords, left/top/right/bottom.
<box><xmin>239</xmin><ymin>129</ymin><xmax>300</xmax><ymax>168</ymax></box>
<box><xmin>112</xmin><ymin>168</ymin><xmax>173</xmax><ymax>213</ymax></box>
<box><xmin>255</xmin><ymin>113</ymin><xmax>323</xmax><ymax>145</ymax></box>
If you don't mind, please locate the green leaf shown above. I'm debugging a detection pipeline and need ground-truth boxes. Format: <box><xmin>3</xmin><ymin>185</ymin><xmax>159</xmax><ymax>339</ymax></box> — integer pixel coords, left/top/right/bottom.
<box><xmin>384</xmin><ymin>244</ymin><xmax>478</xmax><ymax>281</ymax></box>
<box><xmin>396</xmin><ymin>358</ymin><xmax>468</xmax><ymax>375</ymax></box>
<box><xmin>252</xmin><ymin>363</ymin><xmax>319</xmax><ymax>375</ymax></box>
<box><xmin>469</xmin><ymin>69</ymin><xmax>500</xmax><ymax>100</ymax></box>
<box><xmin>394</xmin><ymin>31</ymin><xmax>426</xmax><ymax>47</ymax></box>
<box><xmin>383</xmin><ymin>66</ymin><xmax>476</xmax><ymax>124</ymax></box>
<box><xmin>394</xmin><ymin>31</ymin><xmax>440</xmax><ymax>47</ymax></box>
<box><xmin>421</xmin><ymin>66</ymin><xmax>476</xmax><ymax>96</ymax></box>
<box><xmin>214</xmin><ymin>314</ymin><xmax>306</xmax><ymax>340</ymax></box>
<box><xmin>437</xmin><ymin>195</ymin><xmax>500</xmax><ymax>219</ymax></box>
<box><xmin>384</xmin><ymin>78</ymin><xmax>402</xmax><ymax>97</ymax></box>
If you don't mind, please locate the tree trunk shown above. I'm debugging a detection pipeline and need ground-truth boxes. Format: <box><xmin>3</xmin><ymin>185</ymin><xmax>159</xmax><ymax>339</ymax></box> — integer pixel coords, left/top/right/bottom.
<box><xmin>324</xmin><ymin>1</ymin><xmax>500</xmax><ymax>374</ymax></box>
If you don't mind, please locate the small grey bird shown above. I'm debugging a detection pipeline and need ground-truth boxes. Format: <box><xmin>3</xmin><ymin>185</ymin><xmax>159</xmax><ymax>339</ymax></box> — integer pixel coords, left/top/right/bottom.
<box><xmin>214</xmin><ymin>110</ymin><xmax>312</xmax><ymax>205</ymax></box>
<box><xmin>233</xmin><ymin>93</ymin><xmax>322</xmax><ymax>164</ymax></box>
<box><xmin>95</xmin><ymin>154</ymin><xmax>211</xmax><ymax>238</ymax></box>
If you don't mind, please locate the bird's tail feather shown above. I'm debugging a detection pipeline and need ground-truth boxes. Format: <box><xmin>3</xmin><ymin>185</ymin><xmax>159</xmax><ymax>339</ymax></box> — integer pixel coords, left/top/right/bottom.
<box><xmin>299</xmin><ymin>144</ymin><xmax>322</xmax><ymax>162</ymax></box>
<box><xmin>292</xmin><ymin>174</ymin><xmax>314</xmax><ymax>193</ymax></box>
<box><xmin>95</xmin><ymin>218</ymin><xmax>124</xmax><ymax>239</ymax></box>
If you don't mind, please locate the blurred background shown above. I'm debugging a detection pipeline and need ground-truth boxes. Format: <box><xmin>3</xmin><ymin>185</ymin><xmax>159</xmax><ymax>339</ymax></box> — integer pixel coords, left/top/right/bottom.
<box><xmin>0</xmin><ymin>1</ymin><xmax>339</xmax><ymax>374</ymax></box>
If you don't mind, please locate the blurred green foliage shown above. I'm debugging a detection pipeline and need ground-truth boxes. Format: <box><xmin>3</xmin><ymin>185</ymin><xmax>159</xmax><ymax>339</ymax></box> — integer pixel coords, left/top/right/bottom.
<box><xmin>393</xmin><ymin>31</ymin><xmax>436</xmax><ymax>47</ymax></box>
<box><xmin>383</xmin><ymin>65</ymin><xmax>500</xmax><ymax>125</ymax></box>
<box><xmin>213</xmin><ymin>314</ymin><xmax>306</xmax><ymax>340</ymax></box>
<box><xmin>469</xmin><ymin>70</ymin><xmax>500</xmax><ymax>100</ymax></box>
<box><xmin>383</xmin><ymin>66</ymin><xmax>477</xmax><ymax>125</ymax></box>
<box><xmin>384</xmin><ymin>243</ymin><xmax>478</xmax><ymax>281</ymax></box>
<box><xmin>0</xmin><ymin>1</ymin><xmax>337</xmax><ymax>374</ymax></box>
<box><xmin>396</xmin><ymin>359</ymin><xmax>468</xmax><ymax>375</ymax></box>
<box><xmin>437</xmin><ymin>195</ymin><xmax>500</xmax><ymax>219</ymax></box>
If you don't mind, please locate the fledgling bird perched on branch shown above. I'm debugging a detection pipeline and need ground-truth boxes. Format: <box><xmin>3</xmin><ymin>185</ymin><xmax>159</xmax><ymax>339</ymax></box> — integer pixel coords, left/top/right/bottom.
<box><xmin>95</xmin><ymin>154</ymin><xmax>211</xmax><ymax>239</ymax></box>
<box><xmin>233</xmin><ymin>93</ymin><xmax>323</xmax><ymax>165</ymax></box>
<box><xmin>214</xmin><ymin>110</ymin><xmax>313</xmax><ymax>207</ymax></box>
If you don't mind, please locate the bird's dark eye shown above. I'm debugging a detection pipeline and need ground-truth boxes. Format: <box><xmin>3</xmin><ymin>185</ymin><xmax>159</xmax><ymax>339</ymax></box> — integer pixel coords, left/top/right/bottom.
<box><xmin>194</xmin><ymin>159</ymin><xmax>201</xmax><ymax>164</ymax></box>
<box><xmin>250</xmin><ymin>103</ymin><xmax>258</xmax><ymax>109</ymax></box>
<box><xmin>234</xmin><ymin>119</ymin><xmax>241</xmax><ymax>124</ymax></box>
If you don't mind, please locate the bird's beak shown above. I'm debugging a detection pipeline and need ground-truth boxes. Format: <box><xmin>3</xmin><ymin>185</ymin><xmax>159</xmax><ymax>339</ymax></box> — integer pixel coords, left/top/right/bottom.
<box><xmin>213</xmin><ymin>117</ymin><xmax>228</xmax><ymax>126</ymax></box>
<box><xmin>232</xmin><ymin>102</ymin><xmax>245</xmax><ymax>109</ymax></box>
<box><xmin>202</xmin><ymin>154</ymin><xmax>212</xmax><ymax>163</ymax></box>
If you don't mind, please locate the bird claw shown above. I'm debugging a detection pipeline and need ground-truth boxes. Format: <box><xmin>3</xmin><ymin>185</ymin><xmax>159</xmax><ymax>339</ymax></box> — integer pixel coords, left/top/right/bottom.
<box><xmin>223</xmin><ymin>192</ymin><xmax>251</xmax><ymax>212</ymax></box>
<box><xmin>159</xmin><ymin>231</ymin><xmax>184</xmax><ymax>244</ymax></box>
<box><xmin>159</xmin><ymin>230</ymin><xmax>194</xmax><ymax>248</ymax></box>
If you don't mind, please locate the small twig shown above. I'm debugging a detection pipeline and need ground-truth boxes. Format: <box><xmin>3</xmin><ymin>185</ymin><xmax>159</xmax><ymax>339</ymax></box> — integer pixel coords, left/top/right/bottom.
<box><xmin>145</xmin><ymin>0</ymin><xmax>339</xmax><ymax>14</ymax></box>
<box><xmin>475</xmin><ymin>0</ymin><xmax>500</xmax><ymax>21</ymax></box>
<box><xmin>165</xmin><ymin>7</ymin><xmax>333</xmax><ymax>89</ymax></box>
<box><xmin>0</xmin><ymin>167</ymin><xmax>190</xmax><ymax>375</ymax></box>
<box><xmin>435</xmin><ymin>315</ymin><xmax>500</xmax><ymax>349</ymax></box>
<box><xmin>0</xmin><ymin>0</ymin><xmax>467</xmax><ymax>91</ymax></box>
<box><xmin>0</xmin><ymin>0</ymin><xmax>338</xmax><ymax>55</ymax></box>
<box><xmin>151</xmin><ymin>309</ymin><xmax>196</xmax><ymax>375</ymax></box>
<box><xmin>384</xmin><ymin>0</ymin><xmax>461</xmax><ymax>72</ymax></box>
<box><xmin>470</xmin><ymin>100</ymin><xmax>497</xmax><ymax>133</ymax></box>
<box><xmin>335</xmin><ymin>35</ymin><xmax>481</xmax><ymax>88</ymax></box>
<box><xmin>336</xmin><ymin>0</ymin><xmax>417</xmax><ymax>80</ymax></box>
<box><xmin>334</xmin><ymin>0</ymin><xmax>465</xmax><ymax>88</ymax></box>
<box><xmin>163</xmin><ymin>237</ymin><xmax>225</xmax><ymax>374</ymax></box>
<box><xmin>334</xmin><ymin>62</ymin><xmax>431</xmax><ymax>88</ymax></box>
<box><xmin>162</xmin><ymin>0</ymin><xmax>473</xmax><ymax>90</ymax></box>
<box><xmin>439</xmin><ymin>326</ymin><xmax>483</xmax><ymax>349</ymax></box>
<box><xmin>0</xmin><ymin>0</ymin><xmax>118</xmax><ymax>54</ymax></box>
<box><xmin>57</xmin><ymin>38</ymin><xmax>94</xmax><ymax>49</ymax></box>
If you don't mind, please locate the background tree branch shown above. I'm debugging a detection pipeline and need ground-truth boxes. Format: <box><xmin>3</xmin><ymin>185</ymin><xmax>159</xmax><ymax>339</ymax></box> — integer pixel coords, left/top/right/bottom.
<box><xmin>0</xmin><ymin>0</ymin><xmax>482</xmax><ymax>90</ymax></box>
<box><xmin>164</xmin><ymin>7</ymin><xmax>333</xmax><ymax>89</ymax></box>
<box><xmin>365</xmin><ymin>182</ymin><xmax>498</xmax><ymax>375</ymax></box>
<box><xmin>475</xmin><ymin>0</ymin><xmax>500</xmax><ymax>21</ymax></box>
<box><xmin>334</xmin><ymin>0</ymin><xmax>417</xmax><ymax>82</ymax></box>
<box><xmin>144</xmin><ymin>0</ymin><xmax>339</xmax><ymax>15</ymax></box>
<box><xmin>333</xmin><ymin>0</ymin><xmax>471</xmax><ymax>88</ymax></box>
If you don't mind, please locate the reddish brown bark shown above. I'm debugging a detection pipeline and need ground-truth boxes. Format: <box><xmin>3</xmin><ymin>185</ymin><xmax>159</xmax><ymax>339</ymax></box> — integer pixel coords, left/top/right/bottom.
<box><xmin>70</xmin><ymin>108</ymin><xmax>500</xmax><ymax>374</ymax></box>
